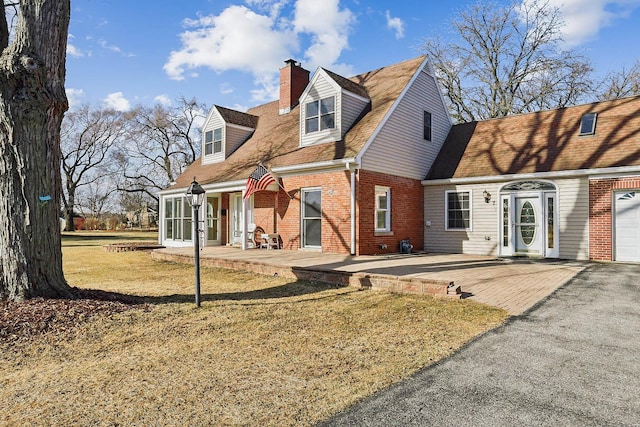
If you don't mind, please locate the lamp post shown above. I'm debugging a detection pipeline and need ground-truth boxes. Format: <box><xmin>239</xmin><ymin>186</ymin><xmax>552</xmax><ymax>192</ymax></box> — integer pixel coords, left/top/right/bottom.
<box><xmin>186</xmin><ymin>178</ymin><xmax>206</xmax><ymax>307</ymax></box>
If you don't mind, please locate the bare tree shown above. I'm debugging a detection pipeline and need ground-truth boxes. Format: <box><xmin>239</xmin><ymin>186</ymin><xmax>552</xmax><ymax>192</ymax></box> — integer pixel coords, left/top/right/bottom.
<box><xmin>598</xmin><ymin>60</ymin><xmax>640</xmax><ymax>101</ymax></box>
<box><xmin>0</xmin><ymin>1</ymin><xmax>74</xmax><ymax>300</ymax></box>
<box><xmin>420</xmin><ymin>0</ymin><xmax>594</xmax><ymax>123</ymax></box>
<box><xmin>118</xmin><ymin>96</ymin><xmax>205</xmax><ymax>203</ymax></box>
<box><xmin>60</xmin><ymin>105</ymin><xmax>125</xmax><ymax>231</ymax></box>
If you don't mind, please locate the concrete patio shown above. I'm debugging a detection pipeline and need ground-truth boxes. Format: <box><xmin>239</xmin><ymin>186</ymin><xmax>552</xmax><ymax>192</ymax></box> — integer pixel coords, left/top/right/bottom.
<box><xmin>152</xmin><ymin>246</ymin><xmax>586</xmax><ymax>315</ymax></box>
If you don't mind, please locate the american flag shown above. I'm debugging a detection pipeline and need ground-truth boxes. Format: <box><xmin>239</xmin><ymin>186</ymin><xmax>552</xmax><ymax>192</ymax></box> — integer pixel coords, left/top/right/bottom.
<box><xmin>244</xmin><ymin>164</ymin><xmax>276</xmax><ymax>199</ymax></box>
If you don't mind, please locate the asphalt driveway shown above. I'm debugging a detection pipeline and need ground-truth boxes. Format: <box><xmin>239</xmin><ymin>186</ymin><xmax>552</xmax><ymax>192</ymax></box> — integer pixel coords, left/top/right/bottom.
<box><xmin>321</xmin><ymin>262</ymin><xmax>640</xmax><ymax>426</ymax></box>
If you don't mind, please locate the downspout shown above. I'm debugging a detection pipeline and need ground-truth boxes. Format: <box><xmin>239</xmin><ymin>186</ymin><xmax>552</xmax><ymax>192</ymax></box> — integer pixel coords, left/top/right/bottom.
<box><xmin>349</xmin><ymin>163</ymin><xmax>357</xmax><ymax>255</ymax></box>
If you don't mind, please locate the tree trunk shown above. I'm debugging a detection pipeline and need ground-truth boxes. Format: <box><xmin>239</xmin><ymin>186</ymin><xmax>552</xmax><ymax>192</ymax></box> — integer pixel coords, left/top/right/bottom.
<box><xmin>0</xmin><ymin>0</ymin><xmax>74</xmax><ymax>300</ymax></box>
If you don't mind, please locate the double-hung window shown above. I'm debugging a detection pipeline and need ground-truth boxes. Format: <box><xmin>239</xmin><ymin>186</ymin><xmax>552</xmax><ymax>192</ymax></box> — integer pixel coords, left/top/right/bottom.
<box><xmin>375</xmin><ymin>186</ymin><xmax>391</xmax><ymax>232</ymax></box>
<box><xmin>305</xmin><ymin>96</ymin><xmax>335</xmax><ymax>134</ymax></box>
<box><xmin>446</xmin><ymin>191</ymin><xmax>471</xmax><ymax>230</ymax></box>
<box><xmin>204</xmin><ymin>128</ymin><xmax>223</xmax><ymax>155</ymax></box>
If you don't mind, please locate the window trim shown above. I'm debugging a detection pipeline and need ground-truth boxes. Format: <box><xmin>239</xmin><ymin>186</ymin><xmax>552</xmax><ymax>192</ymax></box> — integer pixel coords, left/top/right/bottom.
<box><xmin>445</xmin><ymin>190</ymin><xmax>472</xmax><ymax>231</ymax></box>
<box><xmin>579</xmin><ymin>112</ymin><xmax>597</xmax><ymax>136</ymax></box>
<box><xmin>423</xmin><ymin>111</ymin><xmax>432</xmax><ymax>141</ymax></box>
<box><xmin>305</xmin><ymin>96</ymin><xmax>336</xmax><ymax>134</ymax></box>
<box><xmin>164</xmin><ymin>196</ymin><xmax>193</xmax><ymax>241</ymax></box>
<box><xmin>204</xmin><ymin>127</ymin><xmax>223</xmax><ymax>155</ymax></box>
<box><xmin>374</xmin><ymin>186</ymin><xmax>391</xmax><ymax>232</ymax></box>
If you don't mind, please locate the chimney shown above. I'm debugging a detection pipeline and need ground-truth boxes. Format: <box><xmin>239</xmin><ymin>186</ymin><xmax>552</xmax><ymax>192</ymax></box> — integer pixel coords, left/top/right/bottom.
<box><xmin>279</xmin><ymin>59</ymin><xmax>310</xmax><ymax>115</ymax></box>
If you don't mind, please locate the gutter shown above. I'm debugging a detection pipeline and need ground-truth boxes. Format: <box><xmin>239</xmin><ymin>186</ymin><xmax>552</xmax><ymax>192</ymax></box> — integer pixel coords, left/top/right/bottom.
<box><xmin>421</xmin><ymin>165</ymin><xmax>640</xmax><ymax>186</ymax></box>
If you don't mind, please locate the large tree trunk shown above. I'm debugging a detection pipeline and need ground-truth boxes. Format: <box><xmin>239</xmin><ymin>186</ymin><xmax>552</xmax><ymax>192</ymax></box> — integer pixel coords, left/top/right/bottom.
<box><xmin>0</xmin><ymin>1</ymin><xmax>74</xmax><ymax>300</ymax></box>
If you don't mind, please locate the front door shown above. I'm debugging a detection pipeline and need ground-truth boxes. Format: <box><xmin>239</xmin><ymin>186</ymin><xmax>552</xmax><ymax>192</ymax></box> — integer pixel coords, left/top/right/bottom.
<box><xmin>514</xmin><ymin>196</ymin><xmax>543</xmax><ymax>255</ymax></box>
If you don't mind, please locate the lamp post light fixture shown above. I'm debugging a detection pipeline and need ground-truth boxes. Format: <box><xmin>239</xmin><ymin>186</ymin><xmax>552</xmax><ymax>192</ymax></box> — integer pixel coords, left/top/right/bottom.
<box><xmin>186</xmin><ymin>177</ymin><xmax>206</xmax><ymax>307</ymax></box>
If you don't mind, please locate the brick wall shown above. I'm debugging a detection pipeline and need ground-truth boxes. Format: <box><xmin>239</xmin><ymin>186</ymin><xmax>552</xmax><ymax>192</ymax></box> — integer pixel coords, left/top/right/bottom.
<box><xmin>242</xmin><ymin>169</ymin><xmax>424</xmax><ymax>255</ymax></box>
<box><xmin>589</xmin><ymin>176</ymin><xmax>640</xmax><ymax>260</ymax></box>
<box><xmin>357</xmin><ymin>170</ymin><xmax>424</xmax><ymax>255</ymax></box>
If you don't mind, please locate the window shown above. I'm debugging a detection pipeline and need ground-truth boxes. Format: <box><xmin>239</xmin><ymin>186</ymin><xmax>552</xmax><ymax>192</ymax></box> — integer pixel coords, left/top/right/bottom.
<box><xmin>204</xmin><ymin>128</ymin><xmax>223</xmax><ymax>155</ymax></box>
<box><xmin>446</xmin><ymin>191</ymin><xmax>471</xmax><ymax>230</ymax></box>
<box><xmin>164</xmin><ymin>196</ymin><xmax>192</xmax><ymax>241</ymax></box>
<box><xmin>423</xmin><ymin>111</ymin><xmax>432</xmax><ymax>141</ymax></box>
<box><xmin>375</xmin><ymin>186</ymin><xmax>391</xmax><ymax>232</ymax></box>
<box><xmin>305</xmin><ymin>97</ymin><xmax>335</xmax><ymax>133</ymax></box>
<box><xmin>579</xmin><ymin>112</ymin><xmax>597</xmax><ymax>135</ymax></box>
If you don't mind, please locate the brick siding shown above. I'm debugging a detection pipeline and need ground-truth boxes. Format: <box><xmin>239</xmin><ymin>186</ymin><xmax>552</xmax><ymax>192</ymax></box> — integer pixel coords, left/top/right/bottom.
<box><xmin>589</xmin><ymin>176</ymin><xmax>640</xmax><ymax>260</ymax></box>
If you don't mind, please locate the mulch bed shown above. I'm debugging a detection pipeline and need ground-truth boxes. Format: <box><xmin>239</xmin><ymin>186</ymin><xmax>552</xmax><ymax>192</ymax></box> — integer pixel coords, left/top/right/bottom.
<box><xmin>0</xmin><ymin>289</ymin><xmax>147</xmax><ymax>345</ymax></box>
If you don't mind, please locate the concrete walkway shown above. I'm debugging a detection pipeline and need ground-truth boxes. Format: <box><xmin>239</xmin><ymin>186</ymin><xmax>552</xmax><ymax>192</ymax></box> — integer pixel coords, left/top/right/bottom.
<box><xmin>154</xmin><ymin>246</ymin><xmax>585</xmax><ymax>315</ymax></box>
<box><xmin>321</xmin><ymin>262</ymin><xmax>640</xmax><ymax>426</ymax></box>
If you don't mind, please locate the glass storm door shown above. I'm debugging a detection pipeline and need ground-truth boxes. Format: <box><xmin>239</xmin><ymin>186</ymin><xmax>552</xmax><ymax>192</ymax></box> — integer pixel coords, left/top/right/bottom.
<box><xmin>515</xmin><ymin>196</ymin><xmax>543</xmax><ymax>255</ymax></box>
<box><xmin>302</xmin><ymin>189</ymin><xmax>322</xmax><ymax>248</ymax></box>
<box><xmin>230</xmin><ymin>194</ymin><xmax>243</xmax><ymax>246</ymax></box>
<box><xmin>206</xmin><ymin>196</ymin><xmax>220</xmax><ymax>245</ymax></box>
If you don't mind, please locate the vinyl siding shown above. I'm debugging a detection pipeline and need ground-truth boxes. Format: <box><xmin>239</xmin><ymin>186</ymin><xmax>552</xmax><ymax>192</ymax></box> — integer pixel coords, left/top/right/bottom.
<box><xmin>424</xmin><ymin>183</ymin><xmax>499</xmax><ymax>255</ymax></box>
<box><xmin>556</xmin><ymin>178</ymin><xmax>589</xmax><ymax>260</ymax></box>
<box><xmin>225</xmin><ymin>125</ymin><xmax>253</xmax><ymax>157</ymax></box>
<box><xmin>300</xmin><ymin>73</ymin><xmax>342</xmax><ymax>146</ymax></box>
<box><xmin>202</xmin><ymin>110</ymin><xmax>225</xmax><ymax>165</ymax></box>
<box><xmin>341</xmin><ymin>92</ymin><xmax>369</xmax><ymax>138</ymax></box>
<box><xmin>423</xmin><ymin>177</ymin><xmax>590</xmax><ymax>260</ymax></box>
<box><xmin>361</xmin><ymin>68</ymin><xmax>451</xmax><ymax>180</ymax></box>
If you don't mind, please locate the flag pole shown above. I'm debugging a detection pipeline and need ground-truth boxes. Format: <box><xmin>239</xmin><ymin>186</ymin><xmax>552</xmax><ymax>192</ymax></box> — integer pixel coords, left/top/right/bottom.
<box><xmin>259</xmin><ymin>162</ymin><xmax>293</xmax><ymax>200</ymax></box>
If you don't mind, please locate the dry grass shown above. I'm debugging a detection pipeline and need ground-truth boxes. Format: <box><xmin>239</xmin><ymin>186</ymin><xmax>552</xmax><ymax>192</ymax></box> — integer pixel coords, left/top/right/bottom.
<box><xmin>0</xmin><ymin>231</ymin><xmax>508</xmax><ymax>426</ymax></box>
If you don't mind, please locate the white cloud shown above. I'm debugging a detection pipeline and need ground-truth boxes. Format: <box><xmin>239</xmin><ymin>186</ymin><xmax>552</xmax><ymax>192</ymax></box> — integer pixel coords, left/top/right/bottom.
<box><xmin>66</xmin><ymin>88</ymin><xmax>84</xmax><ymax>109</ymax></box>
<box><xmin>293</xmin><ymin>0</ymin><xmax>356</xmax><ymax>70</ymax></box>
<box><xmin>164</xmin><ymin>5</ymin><xmax>296</xmax><ymax>82</ymax></box>
<box><xmin>538</xmin><ymin>0</ymin><xmax>640</xmax><ymax>46</ymax></box>
<box><xmin>385</xmin><ymin>10</ymin><xmax>405</xmax><ymax>39</ymax></box>
<box><xmin>103</xmin><ymin>92</ymin><xmax>131</xmax><ymax>112</ymax></box>
<box><xmin>67</xmin><ymin>44</ymin><xmax>84</xmax><ymax>58</ymax></box>
<box><xmin>164</xmin><ymin>0</ymin><xmax>357</xmax><ymax>102</ymax></box>
<box><xmin>99</xmin><ymin>39</ymin><xmax>121</xmax><ymax>53</ymax></box>
<box><xmin>154</xmin><ymin>94</ymin><xmax>172</xmax><ymax>106</ymax></box>
<box><xmin>220</xmin><ymin>82</ymin><xmax>234</xmax><ymax>95</ymax></box>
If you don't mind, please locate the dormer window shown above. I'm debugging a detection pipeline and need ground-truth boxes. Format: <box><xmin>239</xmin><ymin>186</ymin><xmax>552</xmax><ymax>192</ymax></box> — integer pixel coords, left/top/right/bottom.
<box><xmin>579</xmin><ymin>112</ymin><xmax>597</xmax><ymax>136</ymax></box>
<box><xmin>205</xmin><ymin>128</ymin><xmax>223</xmax><ymax>155</ymax></box>
<box><xmin>305</xmin><ymin>96</ymin><xmax>335</xmax><ymax>134</ymax></box>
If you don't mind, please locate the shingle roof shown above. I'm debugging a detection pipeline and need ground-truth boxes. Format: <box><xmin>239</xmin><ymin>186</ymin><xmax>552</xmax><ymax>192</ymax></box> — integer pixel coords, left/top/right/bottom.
<box><xmin>426</xmin><ymin>95</ymin><xmax>640</xmax><ymax>180</ymax></box>
<box><xmin>215</xmin><ymin>105</ymin><xmax>258</xmax><ymax>129</ymax></box>
<box><xmin>322</xmin><ymin>68</ymin><xmax>370</xmax><ymax>99</ymax></box>
<box><xmin>170</xmin><ymin>56</ymin><xmax>427</xmax><ymax>189</ymax></box>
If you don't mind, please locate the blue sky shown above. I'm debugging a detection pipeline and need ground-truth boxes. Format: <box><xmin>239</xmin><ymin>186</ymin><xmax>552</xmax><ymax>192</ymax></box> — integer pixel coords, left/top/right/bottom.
<box><xmin>66</xmin><ymin>0</ymin><xmax>640</xmax><ymax>112</ymax></box>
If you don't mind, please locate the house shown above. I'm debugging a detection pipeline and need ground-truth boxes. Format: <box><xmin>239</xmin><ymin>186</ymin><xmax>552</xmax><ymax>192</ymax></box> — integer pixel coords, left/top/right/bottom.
<box><xmin>158</xmin><ymin>56</ymin><xmax>452</xmax><ymax>255</ymax></box>
<box><xmin>423</xmin><ymin>95</ymin><xmax>640</xmax><ymax>262</ymax></box>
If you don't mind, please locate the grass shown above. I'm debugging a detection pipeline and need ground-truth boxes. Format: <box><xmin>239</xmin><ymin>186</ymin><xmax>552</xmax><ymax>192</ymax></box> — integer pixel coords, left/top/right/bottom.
<box><xmin>0</xmin><ymin>231</ymin><xmax>508</xmax><ymax>426</ymax></box>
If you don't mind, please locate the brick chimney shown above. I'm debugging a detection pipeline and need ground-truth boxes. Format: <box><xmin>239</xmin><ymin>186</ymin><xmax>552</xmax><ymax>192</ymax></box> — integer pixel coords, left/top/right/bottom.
<box><xmin>279</xmin><ymin>59</ymin><xmax>310</xmax><ymax>115</ymax></box>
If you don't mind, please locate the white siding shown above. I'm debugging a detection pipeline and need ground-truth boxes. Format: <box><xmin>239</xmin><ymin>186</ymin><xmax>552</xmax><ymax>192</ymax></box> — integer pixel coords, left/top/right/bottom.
<box><xmin>556</xmin><ymin>178</ymin><xmax>589</xmax><ymax>260</ymax></box>
<box><xmin>341</xmin><ymin>92</ymin><xmax>369</xmax><ymax>138</ymax></box>
<box><xmin>423</xmin><ymin>177</ymin><xmax>590</xmax><ymax>260</ymax></box>
<box><xmin>361</xmin><ymin>68</ymin><xmax>451</xmax><ymax>180</ymax></box>
<box><xmin>425</xmin><ymin>183</ymin><xmax>500</xmax><ymax>255</ymax></box>
<box><xmin>202</xmin><ymin>109</ymin><xmax>225</xmax><ymax>165</ymax></box>
<box><xmin>299</xmin><ymin>73</ymin><xmax>342</xmax><ymax>146</ymax></box>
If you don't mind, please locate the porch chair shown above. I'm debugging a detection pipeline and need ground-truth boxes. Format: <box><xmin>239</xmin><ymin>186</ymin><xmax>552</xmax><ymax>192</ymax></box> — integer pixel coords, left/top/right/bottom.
<box><xmin>260</xmin><ymin>233</ymin><xmax>280</xmax><ymax>250</ymax></box>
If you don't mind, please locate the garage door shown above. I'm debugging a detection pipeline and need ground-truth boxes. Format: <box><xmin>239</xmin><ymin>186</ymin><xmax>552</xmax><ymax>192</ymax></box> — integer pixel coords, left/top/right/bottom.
<box><xmin>615</xmin><ymin>191</ymin><xmax>640</xmax><ymax>262</ymax></box>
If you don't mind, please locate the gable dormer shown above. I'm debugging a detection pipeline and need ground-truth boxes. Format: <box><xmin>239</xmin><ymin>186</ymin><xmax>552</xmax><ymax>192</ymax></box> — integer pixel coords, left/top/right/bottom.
<box><xmin>299</xmin><ymin>68</ymin><xmax>370</xmax><ymax>147</ymax></box>
<box><xmin>202</xmin><ymin>105</ymin><xmax>258</xmax><ymax>165</ymax></box>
